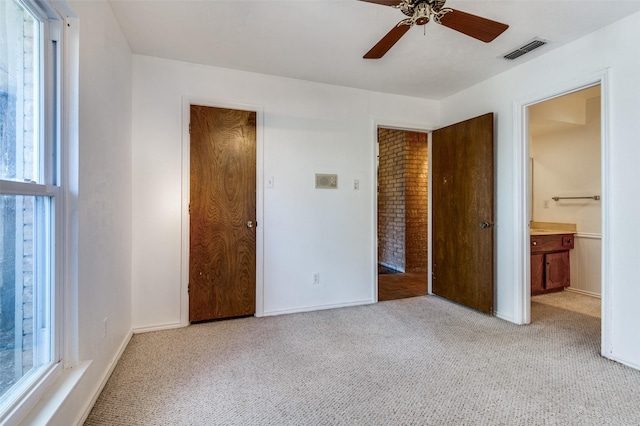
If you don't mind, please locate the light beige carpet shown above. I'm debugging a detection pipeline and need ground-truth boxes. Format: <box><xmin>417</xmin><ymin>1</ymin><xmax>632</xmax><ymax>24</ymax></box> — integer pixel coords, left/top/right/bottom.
<box><xmin>533</xmin><ymin>290</ymin><xmax>601</xmax><ymax>318</ymax></box>
<box><xmin>85</xmin><ymin>294</ymin><xmax>639</xmax><ymax>425</ymax></box>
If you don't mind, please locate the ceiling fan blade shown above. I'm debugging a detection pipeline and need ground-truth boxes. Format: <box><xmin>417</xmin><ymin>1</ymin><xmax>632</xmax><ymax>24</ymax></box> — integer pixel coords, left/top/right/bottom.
<box><xmin>439</xmin><ymin>9</ymin><xmax>508</xmax><ymax>43</ymax></box>
<box><xmin>364</xmin><ymin>24</ymin><xmax>411</xmax><ymax>59</ymax></box>
<box><xmin>359</xmin><ymin>0</ymin><xmax>402</xmax><ymax>6</ymax></box>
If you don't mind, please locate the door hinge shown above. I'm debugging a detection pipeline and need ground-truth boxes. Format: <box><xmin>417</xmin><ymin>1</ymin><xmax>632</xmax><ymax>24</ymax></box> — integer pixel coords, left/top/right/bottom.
<box><xmin>188</xmin><ymin>203</ymin><xmax>190</xmax><ymax>214</ymax></box>
<box><xmin>189</xmin><ymin>122</ymin><xmax>191</xmax><ymax>134</ymax></box>
<box><xmin>188</xmin><ymin>283</ymin><xmax>190</xmax><ymax>294</ymax></box>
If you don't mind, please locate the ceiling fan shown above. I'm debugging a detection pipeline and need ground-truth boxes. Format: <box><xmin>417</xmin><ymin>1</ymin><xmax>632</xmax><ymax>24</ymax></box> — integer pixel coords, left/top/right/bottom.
<box><xmin>361</xmin><ymin>0</ymin><xmax>509</xmax><ymax>59</ymax></box>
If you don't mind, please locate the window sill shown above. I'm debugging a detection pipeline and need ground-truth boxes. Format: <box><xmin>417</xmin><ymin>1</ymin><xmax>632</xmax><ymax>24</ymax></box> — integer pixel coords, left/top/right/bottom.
<box><xmin>16</xmin><ymin>360</ymin><xmax>91</xmax><ymax>425</ymax></box>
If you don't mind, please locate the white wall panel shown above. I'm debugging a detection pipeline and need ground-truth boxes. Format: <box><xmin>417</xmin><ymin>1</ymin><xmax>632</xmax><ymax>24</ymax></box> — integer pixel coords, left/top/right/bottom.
<box><xmin>570</xmin><ymin>234</ymin><xmax>602</xmax><ymax>296</ymax></box>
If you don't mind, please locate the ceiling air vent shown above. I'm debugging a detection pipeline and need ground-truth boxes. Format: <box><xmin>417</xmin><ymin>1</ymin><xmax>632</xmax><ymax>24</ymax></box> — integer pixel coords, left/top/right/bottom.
<box><xmin>502</xmin><ymin>38</ymin><xmax>548</xmax><ymax>60</ymax></box>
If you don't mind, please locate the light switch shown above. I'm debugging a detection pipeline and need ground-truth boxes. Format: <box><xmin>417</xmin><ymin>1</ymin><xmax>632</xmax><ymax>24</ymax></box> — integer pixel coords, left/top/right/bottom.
<box><xmin>267</xmin><ymin>176</ymin><xmax>274</xmax><ymax>188</ymax></box>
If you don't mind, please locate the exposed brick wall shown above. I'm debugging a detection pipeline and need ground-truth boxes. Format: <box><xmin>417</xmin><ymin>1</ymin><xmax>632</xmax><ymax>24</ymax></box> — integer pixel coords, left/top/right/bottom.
<box><xmin>378</xmin><ymin>128</ymin><xmax>406</xmax><ymax>272</ymax></box>
<box><xmin>377</xmin><ymin>129</ymin><xmax>428</xmax><ymax>273</ymax></box>
<box><xmin>405</xmin><ymin>132</ymin><xmax>428</xmax><ymax>272</ymax></box>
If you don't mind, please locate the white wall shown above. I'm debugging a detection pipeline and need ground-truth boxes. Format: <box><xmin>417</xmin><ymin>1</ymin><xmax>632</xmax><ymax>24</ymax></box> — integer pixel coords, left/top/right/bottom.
<box><xmin>130</xmin><ymin>55</ymin><xmax>438</xmax><ymax>329</ymax></box>
<box><xmin>530</xmin><ymin>96</ymin><xmax>601</xmax><ymax>232</ymax></box>
<box><xmin>49</xmin><ymin>1</ymin><xmax>133</xmax><ymax>423</ymax></box>
<box><xmin>440</xmin><ymin>11</ymin><xmax>640</xmax><ymax>368</ymax></box>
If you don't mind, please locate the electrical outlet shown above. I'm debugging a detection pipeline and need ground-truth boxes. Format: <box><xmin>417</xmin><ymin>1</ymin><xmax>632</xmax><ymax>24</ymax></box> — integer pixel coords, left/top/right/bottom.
<box><xmin>353</xmin><ymin>179</ymin><xmax>360</xmax><ymax>190</ymax></box>
<box><xmin>544</xmin><ymin>200</ymin><xmax>549</xmax><ymax>209</ymax></box>
<box><xmin>312</xmin><ymin>272</ymin><xmax>320</xmax><ymax>285</ymax></box>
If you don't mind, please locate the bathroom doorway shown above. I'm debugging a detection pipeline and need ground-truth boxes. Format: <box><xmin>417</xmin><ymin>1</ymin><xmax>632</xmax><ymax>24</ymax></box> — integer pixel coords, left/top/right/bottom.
<box><xmin>527</xmin><ymin>85</ymin><xmax>602</xmax><ymax>323</ymax></box>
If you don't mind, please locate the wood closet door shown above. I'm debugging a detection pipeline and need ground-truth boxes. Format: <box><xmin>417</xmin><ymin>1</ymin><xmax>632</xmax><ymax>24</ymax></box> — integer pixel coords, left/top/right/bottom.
<box><xmin>189</xmin><ymin>105</ymin><xmax>256</xmax><ymax>322</ymax></box>
<box><xmin>432</xmin><ymin>113</ymin><xmax>494</xmax><ymax>314</ymax></box>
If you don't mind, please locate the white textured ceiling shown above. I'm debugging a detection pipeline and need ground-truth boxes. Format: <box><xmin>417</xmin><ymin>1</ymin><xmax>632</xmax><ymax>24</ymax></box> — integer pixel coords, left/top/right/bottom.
<box><xmin>109</xmin><ymin>0</ymin><xmax>640</xmax><ymax>100</ymax></box>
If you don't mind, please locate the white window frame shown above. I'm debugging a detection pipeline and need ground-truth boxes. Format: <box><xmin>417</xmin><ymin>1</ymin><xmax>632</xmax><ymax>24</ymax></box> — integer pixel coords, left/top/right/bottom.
<box><xmin>0</xmin><ymin>0</ymin><xmax>75</xmax><ymax>423</ymax></box>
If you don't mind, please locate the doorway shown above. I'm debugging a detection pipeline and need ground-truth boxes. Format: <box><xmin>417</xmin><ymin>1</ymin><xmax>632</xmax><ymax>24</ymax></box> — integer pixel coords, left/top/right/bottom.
<box><xmin>377</xmin><ymin>127</ymin><xmax>429</xmax><ymax>301</ymax></box>
<box><xmin>527</xmin><ymin>85</ymin><xmax>602</xmax><ymax>324</ymax></box>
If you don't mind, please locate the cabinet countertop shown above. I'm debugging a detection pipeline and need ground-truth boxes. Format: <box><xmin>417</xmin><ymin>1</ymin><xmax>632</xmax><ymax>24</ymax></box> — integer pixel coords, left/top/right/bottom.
<box><xmin>530</xmin><ymin>221</ymin><xmax>576</xmax><ymax>236</ymax></box>
<box><xmin>530</xmin><ymin>229</ymin><xmax>576</xmax><ymax>236</ymax></box>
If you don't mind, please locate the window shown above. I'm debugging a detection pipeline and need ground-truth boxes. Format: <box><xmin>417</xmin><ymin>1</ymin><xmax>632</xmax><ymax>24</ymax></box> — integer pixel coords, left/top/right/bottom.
<box><xmin>1</xmin><ymin>0</ymin><xmax>62</xmax><ymax>419</ymax></box>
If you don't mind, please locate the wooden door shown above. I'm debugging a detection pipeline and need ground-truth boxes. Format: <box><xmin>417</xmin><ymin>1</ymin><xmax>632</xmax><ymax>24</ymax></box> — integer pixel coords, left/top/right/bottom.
<box><xmin>189</xmin><ymin>105</ymin><xmax>256</xmax><ymax>322</ymax></box>
<box><xmin>432</xmin><ymin>113</ymin><xmax>494</xmax><ymax>314</ymax></box>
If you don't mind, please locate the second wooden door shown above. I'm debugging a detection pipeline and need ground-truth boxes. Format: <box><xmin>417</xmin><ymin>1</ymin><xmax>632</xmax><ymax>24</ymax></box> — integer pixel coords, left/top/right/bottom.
<box><xmin>432</xmin><ymin>113</ymin><xmax>494</xmax><ymax>314</ymax></box>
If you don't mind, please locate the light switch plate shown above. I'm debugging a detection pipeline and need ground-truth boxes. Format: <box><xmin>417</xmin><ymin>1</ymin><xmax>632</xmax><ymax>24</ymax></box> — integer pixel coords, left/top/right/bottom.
<box><xmin>315</xmin><ymin>174</ymin><xmax>338</xmax><ymax>189</ymax></box>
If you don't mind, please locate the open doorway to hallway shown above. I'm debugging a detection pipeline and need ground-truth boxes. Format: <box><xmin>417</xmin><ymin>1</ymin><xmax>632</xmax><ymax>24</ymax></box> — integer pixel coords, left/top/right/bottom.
<box><xmin>527</xmin><ymin>85</ymin><xmax>602</xmax><ymax>325</ymax></box>
<box><xmin>377</xmin><ymin>128</ymin><xmax>429</xmax><ymax>301</ymax></box>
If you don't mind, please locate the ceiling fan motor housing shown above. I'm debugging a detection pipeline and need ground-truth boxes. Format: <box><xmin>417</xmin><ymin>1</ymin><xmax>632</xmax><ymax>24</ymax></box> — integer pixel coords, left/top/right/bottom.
<box><xmin>398</xmin><ymin>0</ymin><xmax>451</xmax><ymax>26</ymax></box>
<box><xmin>414</xmin><ymin>4</ymin><xmax>430</xmax><ymax>25</ymax></box>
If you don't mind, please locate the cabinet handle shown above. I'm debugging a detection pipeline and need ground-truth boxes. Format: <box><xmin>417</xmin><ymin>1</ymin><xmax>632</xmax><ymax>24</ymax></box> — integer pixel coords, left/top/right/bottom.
<box><xmin>532</xmin><ymin>241</ymin><xmax>537</xmax><ymax>246</ymax></box>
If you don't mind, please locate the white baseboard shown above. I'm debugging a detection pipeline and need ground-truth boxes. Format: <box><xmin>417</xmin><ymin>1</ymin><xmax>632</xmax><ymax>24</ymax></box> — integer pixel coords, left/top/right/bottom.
<box><xmin>566</xmin><ymin>288</ymin><xmax>601</xmax><ymax>298</ymax></box>
<box><xmin>603</xmin><ymin>352</ymin><xmax>640</xmax><ymax>371</ymax></box>
<box><xmin>494</xmin><ymin>310</ymin><xmax>521</xmax><ymax>325</ymax></box>
<box><xmin>133</xmin><ymin>322</ymin><xmax>185</xmax><ymax>334</ymax></box>
<box><xmin>75</xmin><ymin>330</ymin><xmax>133</xmax><ymax>425</ymax></box>
<box><xmin>262</xmin><ymin>299</ymin><xmax>375</xmax><ymax>317</ymax></box>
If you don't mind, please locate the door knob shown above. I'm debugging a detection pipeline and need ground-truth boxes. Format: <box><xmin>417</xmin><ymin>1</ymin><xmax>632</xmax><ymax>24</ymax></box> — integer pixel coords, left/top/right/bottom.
<box><xmin>246</xmin><ymin>221</ymin><xmax>255</xmax><ymax>229</ymax></box>
<box><xmin>479</xmin><ymin>221</ymin><xmax>492</xmax><ymax>229</ymax></box>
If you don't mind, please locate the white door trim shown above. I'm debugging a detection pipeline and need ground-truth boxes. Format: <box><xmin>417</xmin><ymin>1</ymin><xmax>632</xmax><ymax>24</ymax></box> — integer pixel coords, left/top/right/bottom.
<box><xmin>372</xmin><ymin>120</ymin><xmax>434</xmax><ymax>301</ymax></box>
<box><xmin>512</xmin><ymin>69</ymin><xmax>611</xmax><ymax>357</ymax></box>
<box><xmin>180</xmin><ymin>97</ymin><xmax>265</xmax><ymax>326</ymax></box>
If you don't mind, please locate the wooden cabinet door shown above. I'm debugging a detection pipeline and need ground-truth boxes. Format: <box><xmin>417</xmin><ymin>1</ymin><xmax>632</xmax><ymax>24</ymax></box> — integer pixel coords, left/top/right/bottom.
<box><xmin>545</xmin><ymin>251</ymin><xmax>570</xmax><ymax>291</ymax></box>
<box><xmin>531</xmin><ymin>253</ymin><xmax>545</xmax><ymax>295</ymax></box>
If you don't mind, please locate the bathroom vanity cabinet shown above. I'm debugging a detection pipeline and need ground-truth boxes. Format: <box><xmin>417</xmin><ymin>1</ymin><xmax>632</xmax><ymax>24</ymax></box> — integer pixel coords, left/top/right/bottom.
<box><xmin>530</xmin><ymin>233</ymin><xmax>575</xmax><ymax>295</ymax></box>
